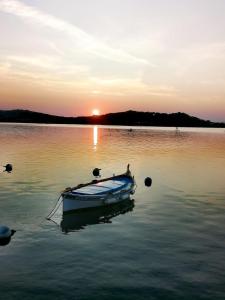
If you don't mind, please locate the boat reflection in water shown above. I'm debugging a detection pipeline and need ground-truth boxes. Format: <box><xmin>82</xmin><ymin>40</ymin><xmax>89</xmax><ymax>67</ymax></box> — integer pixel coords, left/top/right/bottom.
<box><xmin>61</xmin><ymin>198</ymin><xmax>135</xmax><ymax>233</ymax></box>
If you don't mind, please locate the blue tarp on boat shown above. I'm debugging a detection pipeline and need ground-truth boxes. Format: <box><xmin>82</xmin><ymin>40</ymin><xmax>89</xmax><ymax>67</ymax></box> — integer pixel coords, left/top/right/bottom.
<box><xmin>71</xmin><ymin>177</ymin><xmax>132</xmax><ymax>195</ymax></box>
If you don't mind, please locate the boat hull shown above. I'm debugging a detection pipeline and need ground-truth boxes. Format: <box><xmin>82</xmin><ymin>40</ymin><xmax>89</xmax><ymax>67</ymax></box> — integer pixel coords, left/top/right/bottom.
<box><xmin>63</xmin><ymin>183</ymin><xmax>134</xmax><ymax>213</ymax></box>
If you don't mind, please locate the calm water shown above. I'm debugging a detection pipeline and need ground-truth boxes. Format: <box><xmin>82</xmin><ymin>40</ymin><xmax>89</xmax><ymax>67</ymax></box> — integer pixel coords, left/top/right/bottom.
<box><xmin>0</xmin><ymin>123</ymin><xmax>225</xmax><ymax>300</ymax></box>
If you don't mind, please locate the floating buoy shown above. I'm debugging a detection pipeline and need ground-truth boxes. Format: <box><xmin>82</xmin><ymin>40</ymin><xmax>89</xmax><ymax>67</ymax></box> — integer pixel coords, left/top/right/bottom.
<box><xmin>4</xmin><ymin>164</ymin><xmax>13</xmax><ymax>173</ymax></box>
<box><xmin>0</xmin><ymin>225</ymin><xmax>11</xmax><ymax>239</ymax></box>
<box><xmin>93</xmin><ymin>168</ymin><xmax>101</xmax><ymax>177</ymax></box>
<box><xmin>144</xmin><ymin>177</ymin><xmax>152</xmax><ymax>187</ymax></box>
<box><xmin>0</xmin><ymin>225</ymin><xmax>16</xmax><ymax>246</ymax></box>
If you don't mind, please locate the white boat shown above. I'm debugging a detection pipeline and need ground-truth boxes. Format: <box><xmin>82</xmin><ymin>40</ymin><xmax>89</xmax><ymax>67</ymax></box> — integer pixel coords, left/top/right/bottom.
<box><xmin>62</xmin><ymin>165</ymin><xmax>136</xmax><ymax>213</ymax></box>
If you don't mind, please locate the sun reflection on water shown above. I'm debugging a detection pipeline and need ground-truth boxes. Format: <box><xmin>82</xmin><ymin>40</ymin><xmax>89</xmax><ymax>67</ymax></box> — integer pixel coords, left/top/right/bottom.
<box><xmin>93</xmin><ymin>125</ymin><xmax>98</xmax><ymax>149</ymax></box>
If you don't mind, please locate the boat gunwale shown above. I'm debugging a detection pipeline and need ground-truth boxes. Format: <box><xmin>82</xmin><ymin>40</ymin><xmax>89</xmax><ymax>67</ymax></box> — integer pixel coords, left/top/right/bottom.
<box><xmin>62</xmin><ymin>173</ymin><xmax>134</xmax><ymax>197</ymax></box>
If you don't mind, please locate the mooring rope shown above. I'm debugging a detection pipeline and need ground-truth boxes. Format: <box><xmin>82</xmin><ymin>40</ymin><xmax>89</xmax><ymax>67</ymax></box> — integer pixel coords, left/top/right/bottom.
<box><xmin>46</xmin><ymin>194</ymin><xmax>63</xmax><ymax>221</ymax></box>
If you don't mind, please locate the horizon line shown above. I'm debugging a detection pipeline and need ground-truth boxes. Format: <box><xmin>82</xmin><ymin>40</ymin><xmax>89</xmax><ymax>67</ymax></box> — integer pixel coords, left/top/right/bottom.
<box><xmin>0</xmin><ymin>107</ymin><xmax>224</xmax><ymax>124</ymax></box>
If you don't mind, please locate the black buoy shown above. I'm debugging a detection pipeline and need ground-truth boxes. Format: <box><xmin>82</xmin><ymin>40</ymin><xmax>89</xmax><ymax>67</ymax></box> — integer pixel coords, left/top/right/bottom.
<box><xmin>4</xmin><ymin>164</ymin><xmax>13</xmax><ymax>173</ymax></box>
<box><xmin>93</xmin><ymin>168</ymin><xmax>101</xmax><ymax>177</ymax></box>
<box><xmin>0</xmin><ymin>226</ymin><xmax>16</xmax><ymax>246</ymax></box>
<box><xmin>145</xmin><ymin>177</ymin><xmax>152</xmax><ymax>187</ymax></box>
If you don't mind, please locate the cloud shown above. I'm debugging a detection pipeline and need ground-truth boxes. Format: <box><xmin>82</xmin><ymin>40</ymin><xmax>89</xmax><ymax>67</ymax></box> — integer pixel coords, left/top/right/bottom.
<box><xmin>0</xmin><ymin>53</ymin><xmax>175</xmax><ymax>97</ymax></box>
<box><xmin>4</xmin><ymin>55</ymin><xmax>57</xmax><ymax>69</ymax></box>
<box><xmin>89</xmin><ymin>77</ymin><xmax>177</xmax><ymax>97</ymax></box>
<box><xmin>0</xmin><ymin>0</ymin><xmax>150</xmax><ymax>65</ymax></box>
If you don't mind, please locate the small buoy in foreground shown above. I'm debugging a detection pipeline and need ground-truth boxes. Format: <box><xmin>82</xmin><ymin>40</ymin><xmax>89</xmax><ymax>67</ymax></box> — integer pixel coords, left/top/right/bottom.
<box><xmin>4</xmin><ymin>164</ymin><xmax>13</xmax><ymax>173</ymax></box>
<box><xmin>93</xmin><ymin>168</ymin><xmax>101</xmax><ymax>177</ymax></box>
<box><xmin>145</xmin><ymin>177</ymin><xmax>152</xmax><ymax>187</ymax></box>
<box><xmin>0</xmin><ymin>225</ymin><xmax>16</xmax><ymax>246</ymax></box>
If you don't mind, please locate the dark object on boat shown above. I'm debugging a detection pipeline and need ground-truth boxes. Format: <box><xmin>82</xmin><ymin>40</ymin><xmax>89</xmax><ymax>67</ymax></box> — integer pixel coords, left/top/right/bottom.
<box><xmin>0</xmin><ymin>226</ymin><xmax>16</xmax><ymax>246</ymax></box>
<box><xmin>93</xmin><ymin>168</ymin><xmax>101</xmax><ymax>177</ymax></box>
<box><xmin>145</xmin><ymin>177</ymin><xmax>152</xmax><ymax>187</ymax></box>
<box><xmin>4</xmin><ymin>164</ymin><xmax>13</xmax><ymax>173</ymax></box>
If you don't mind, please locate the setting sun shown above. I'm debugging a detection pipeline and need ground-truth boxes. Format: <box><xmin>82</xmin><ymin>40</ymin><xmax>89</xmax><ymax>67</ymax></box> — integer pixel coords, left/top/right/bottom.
<box><xmin>92</xmin><ymin>109</ymin><xmax>100</xmax><ymax>116</ymax></box>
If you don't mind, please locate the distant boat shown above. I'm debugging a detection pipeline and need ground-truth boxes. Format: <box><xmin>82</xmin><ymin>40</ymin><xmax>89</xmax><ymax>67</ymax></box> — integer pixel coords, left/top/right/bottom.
<box><xmin>175</xmin><ymin>127</ymin><xmax>180</xmax><ymax>133</ymax></box>
<box><xmin>61</xmin><ymin>165</ymin><xmax>136</xmax><ymax>213</ymax></box>
<box><xmin>61</xmin><ymin>198</ymin><xmax>135</xmax><ymax>232</ymax></box>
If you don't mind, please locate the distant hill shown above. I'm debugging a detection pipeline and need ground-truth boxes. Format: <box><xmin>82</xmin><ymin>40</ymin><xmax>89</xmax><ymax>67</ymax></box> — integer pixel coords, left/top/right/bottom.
<box><xmin>0</xmin><ymin>109</ymin><xmax>224</xmax><ymax>128</ymax></box>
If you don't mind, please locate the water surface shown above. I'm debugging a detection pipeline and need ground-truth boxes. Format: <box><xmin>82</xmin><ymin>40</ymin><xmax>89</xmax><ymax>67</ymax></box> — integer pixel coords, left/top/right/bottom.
<box><xmin>0</xmin><ymin>124</ymin><xmax>225</xmax><ymax>300</ymax></box>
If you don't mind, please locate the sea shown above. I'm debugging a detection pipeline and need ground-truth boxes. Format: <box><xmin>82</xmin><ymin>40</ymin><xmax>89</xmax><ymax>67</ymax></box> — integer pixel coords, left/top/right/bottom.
<box><xmin>0</xmin><ymin>123</ymin><xmax>225</xmax><ymax>300</ymax></box>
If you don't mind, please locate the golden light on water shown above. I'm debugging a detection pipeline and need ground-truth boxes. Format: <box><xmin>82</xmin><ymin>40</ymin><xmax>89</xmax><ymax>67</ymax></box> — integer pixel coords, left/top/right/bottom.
<box><xmin>93</xmin><ymin>125</ymin><xmax>98</xmax><ymax>148</ymax></box>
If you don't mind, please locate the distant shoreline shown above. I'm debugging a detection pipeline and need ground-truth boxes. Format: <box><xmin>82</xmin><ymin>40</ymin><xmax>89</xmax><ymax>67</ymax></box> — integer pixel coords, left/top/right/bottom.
<box><xmin>0</xmin><ymin>109</ymin><xmax>225</xmax><ymax>128</ymax></box>
<box><xmin>1</xmin><ymin>122</ymin><xmax>225</xmax><ymax>132</ymax></box>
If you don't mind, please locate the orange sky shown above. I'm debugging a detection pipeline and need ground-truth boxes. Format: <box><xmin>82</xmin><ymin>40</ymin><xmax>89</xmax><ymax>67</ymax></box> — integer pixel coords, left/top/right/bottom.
<box><xmin>0</xmin><ymin>0</ymin><xmax>225</xmax><ymax>121</ymax></box>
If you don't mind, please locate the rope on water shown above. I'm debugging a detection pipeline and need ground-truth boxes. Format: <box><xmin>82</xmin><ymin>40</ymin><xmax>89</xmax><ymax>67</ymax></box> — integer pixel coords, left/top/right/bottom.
<box><xmin>46</xmin><ymin>194</ymin><xmax>63</xmax><ymax>221</ymax></box>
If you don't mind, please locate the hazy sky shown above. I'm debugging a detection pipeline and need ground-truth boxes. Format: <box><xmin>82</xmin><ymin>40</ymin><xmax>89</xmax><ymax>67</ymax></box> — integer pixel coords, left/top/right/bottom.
<box><xmin>0</xmin><ymin>0</ymin><xmax>225</xmax><ymax>121</ymax></box>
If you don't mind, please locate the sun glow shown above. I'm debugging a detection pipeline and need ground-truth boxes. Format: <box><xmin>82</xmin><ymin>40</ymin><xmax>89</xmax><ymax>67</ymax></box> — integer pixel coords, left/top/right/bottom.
<box><xmin>92</xmin><ymin>109</ymin><xmax>100</xmax><ymax>116</ymax></box>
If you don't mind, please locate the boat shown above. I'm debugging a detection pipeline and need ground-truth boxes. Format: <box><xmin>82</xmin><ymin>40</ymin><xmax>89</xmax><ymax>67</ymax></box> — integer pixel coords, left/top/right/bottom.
<box><xmin>61</xmin><ymin>164</ymin><xmax>136</xmax><ymax>213</ymax></box>
<box><xmin>61</xmin><ymin>198</ymin><xmax>135</xmax><ymax>232</ymax></box>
